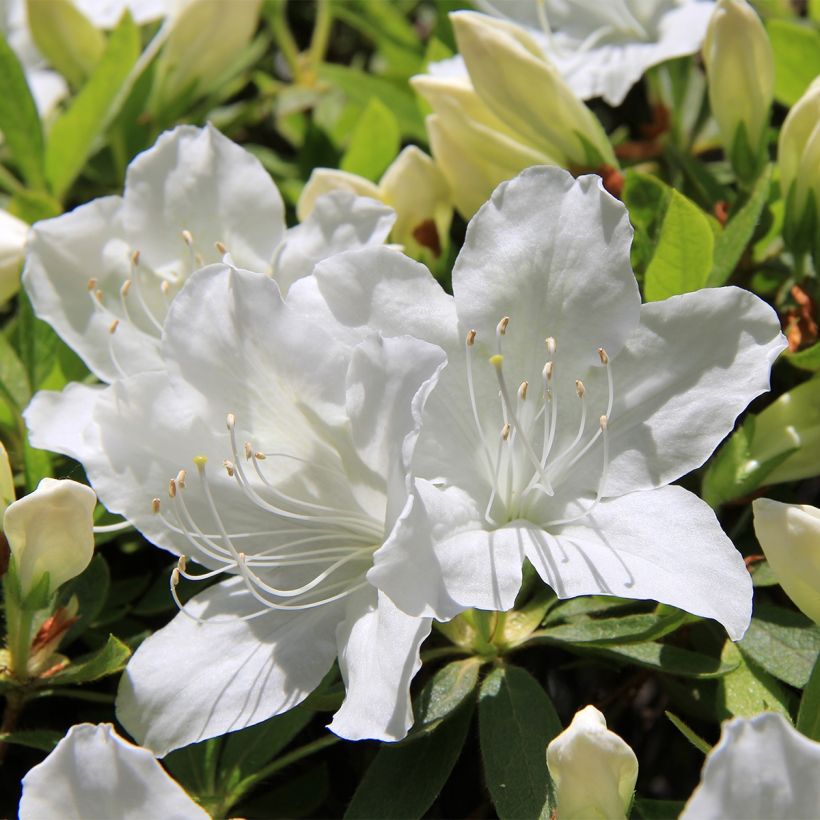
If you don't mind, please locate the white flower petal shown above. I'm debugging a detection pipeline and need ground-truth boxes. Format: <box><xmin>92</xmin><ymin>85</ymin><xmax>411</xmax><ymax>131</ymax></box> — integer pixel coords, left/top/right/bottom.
<box><xmin>681</xmin><ymin>713</ymin><xmax>820</xmax><ymax>820</ymax></box>
<box><xmin>589</xmin><ymin>287</ymin><xmax>787</xmax><ymax>497</ymax></box>
<box><xmin>371</xmin><ymin>479</ymin><xmax>524</xmax><ymax>621</ymax></box>
<box><xmin>274</xmin><ymin>190</ymin><xmax>394</xmax><ymax>294</ymax></box>
<box><xmin>19</xmin><ymin>723</ymin><xmax>207</xmax><ymax>820</ymax></box>
<box><xmin>524</xmin><ymin>485</ymin><xmax>752</xmax><ymax>639</ymax></box>
<box><xmin>329</xmin><ymin>589</ymin><xmax>432</xmax><ymax>741</ymax></box>
<box><xmin>453</xmin><ymin>167</ymin><xmax>640</xmax><ymax>380</ymax></box>
<box><xmin>116</xmin><ymin>577</ymin><xmax>341</xmax><ymax>756</ymax></box>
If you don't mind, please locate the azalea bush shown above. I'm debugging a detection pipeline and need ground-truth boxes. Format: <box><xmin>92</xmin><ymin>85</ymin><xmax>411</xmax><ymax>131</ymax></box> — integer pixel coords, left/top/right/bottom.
<box><xmin>1</xmin><ymin>0</ymin><xmax>819</xmax><ymax>818</ymax></box>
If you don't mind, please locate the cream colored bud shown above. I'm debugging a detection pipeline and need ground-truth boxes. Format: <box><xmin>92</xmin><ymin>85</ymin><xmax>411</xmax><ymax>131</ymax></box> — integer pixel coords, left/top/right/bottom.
<box><xmin>752</xmin><ymin>498</ymin><xmax>820</xmax><ymax>624</ymax></box>
<box><xmin>0</xmin><ymin>210</ymin><xmax>29</xmax><ymax>304</ymax></box>
<box><xmin>547</xmin><ymin>705</ymin><xmax>638</xmax><ymax>820</ymax></box>
<box><xmin>0</xmin><ymin>441</ymin><xmax>15</xmax><ymax>516</ymax></box>
<box><xmin>449</xmin><ymin>12</ymin><xmax>616</xmax><ymax>171</ymax></box>
<box><xmin>779</xmin><ymin>77</ymin><xmax>820</xmax><ymax>253</ymax></box>
<box><xmin>3</xmin><ymin>478</ymin><xmax>97</xmax><ymax>598</ymax></box>
<box><xmin>703</xmin><ymin>0</ymin><xmax>773</xmax><ymax>177</ymax></box>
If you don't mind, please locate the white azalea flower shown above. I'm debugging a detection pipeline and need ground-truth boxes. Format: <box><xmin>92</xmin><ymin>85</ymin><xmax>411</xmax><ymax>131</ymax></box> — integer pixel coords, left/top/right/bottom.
<box><xmin>286</xmin><ymin>165</ymin><xmax>786</xmax><ymax>637</ymax></box>
<box><xmin>23</xmin><ymin>123</ymin><xmax>394</xmax><ymax>383</ymax></box>
<box><xmin>445</xmin><ymin>0</ymin><xmax>715</xmax><ymax>107</ymax></box>
<box><xmin>19</xmin><ymin>723</ymin><xmax>207</xmax><ymax>820</ymax></box>
<box><xmin>680</xmin><ymin>713</ymin><xmax>820</xmax><ymax>819</ymax></box>
<box><xmin>26</xmin><ymin>262</ymin><xmax>446</xmax><ymax>755</ymax></box>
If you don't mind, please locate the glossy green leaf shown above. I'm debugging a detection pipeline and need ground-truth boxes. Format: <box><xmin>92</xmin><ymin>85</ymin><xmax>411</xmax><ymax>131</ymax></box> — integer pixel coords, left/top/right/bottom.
<box><xmin>0</xmin><ymin>33</ymin><xmax>45</xmax><ymax>187</ymax></box>
<box><xmin>406</xmin><ymin>657</ymin><xmax>481</xmax><ymax>739</ymax></box>
<box><xmin>344</xmin><ymin>692</ymin><xmax>473</xmax><ymax>819</ymax></box>
<box><xmin>767</xmin><ymin>19</ymin><xmax>820</xmax><ymax>106</ymax></box>
<box><xmin>45</xmin><ymin>11</ymin><xmax>140</xmax><ymax>199</ymax></box>
<box><xmin>27</xmin><ymin>0</ymin><xmax>105</xmax><ymax>88</ymax></box>
<box><xmin>57</xmin><ymin>554</ymin><xmax>111</xmax><ymax>646</ymax></box>
<box><xmin>797</xmin><ymin>653</ymin><xmax>820</xmax><ymax>741</ymax></box>
<box><xmin>644</xmin><ymin>189</ymin><xmax>714</xmax><ymax>301</ymax></box>
<box><xmin>340</xmin><ymin>96</ymin><xmax>400</xmax><ymax>182</ymax></box>
<box><xmin>478</xmin><ymin>665</ymin><xmax>561</xmax><ymax>820</ymax></box>
<box><xmin>539</xmin><ymin>611</ymin><xmax>689</xmax><ymax>646</ymax></box>
<box><xmin>707</xmin><ymin>166</ymin><xmax>773</xmax><ymax>287</ymax></box>
<box><xmin>718</xmin><ymin>641</ymin><xmax>792</xmax><ymax>720</ymax></box>
<box><xmin>739</xmin><ymin>605</ymin><xmax>820</xmax><ymax>689</ymax></box>
<box><xmin>785</xmin><ymin>341</ymin><xmax>820</xmax><ymax>372</ymax></box>
<box><xmin>0</xmin><ymin>331</ymin><xmax>31</xmax><ymax>411</ymax></box>
<box><xmin>585</xmin><ymin>642</ymin><xmax>737</xmax><ymax>679</ymax></box>
<box><xmin>45</xmin><ymin>634</ymin><xmax>131</xmax><ymax>686</ymax></box>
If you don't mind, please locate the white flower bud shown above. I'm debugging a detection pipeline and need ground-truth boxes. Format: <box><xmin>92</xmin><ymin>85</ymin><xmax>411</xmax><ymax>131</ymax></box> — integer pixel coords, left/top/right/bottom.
<box><xmin>546</xmin><ymin>705</ymin><xmax>638</xmax><ymax>820</ymax></box>
<box><xmin>0</xmin><ymin>441</ymin><xmax>15</xmax><ymax>516</ymax></box>
<box><xmin>778</xmin><ymin>77</ymin><xmax>820</xmax><ymax>256</ymax></box>
<box><xmin>0</xmin><ymin>209</ymin><xmax>28</xmax><ymax>305</ymax></box>
<box><xmin>703</xmin><ymin>0</ymin><xmax>774</xmax><ymax>179</ymax></box>
<box><xmin>752</xmin><ymin>498</ymin><xmax>820</xmax><ymax>624</ymax></box>
<box><xmin>3</xmin><ymin>478</ymin><xmax>96</xmax><ymax>599</ymax></box>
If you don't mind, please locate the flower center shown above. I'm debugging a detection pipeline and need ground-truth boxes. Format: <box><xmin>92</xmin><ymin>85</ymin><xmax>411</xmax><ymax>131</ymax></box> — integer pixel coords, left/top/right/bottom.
<box><xmin>464</xmin><ymin>316</ymin><xmax>613</xmax><ymax>529</ymax></box>
<box><xmin>153</xmin><ymin>412</ymin><xmax>381</xmax><ymax>624</ymax></box>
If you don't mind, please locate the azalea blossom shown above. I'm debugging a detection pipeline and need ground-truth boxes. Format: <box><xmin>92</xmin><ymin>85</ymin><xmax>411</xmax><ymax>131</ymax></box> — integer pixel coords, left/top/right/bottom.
<box><xmin>19</xmin><ymin>723</ymin><xmax>207</xmax><ymax>819</ymax></box>
<box><xmin>286</xmin><ymin>165</ymin><xmax>786</xmax><ymax>637</ymax></box>
<box><xmin>26</xmin><ymin>262</ymin><xmax>446</xmax><ymax>755</ymax></box>
<box><xmin>23</xmin><ymin>123</ymin><xmax>394</xmax><ymax>383</ymax></box>
<box><xmin>467</xmin><ymin>0</ymin><xmax>716</xmax><ymax>106</ymax></box>
<box><xmin>680</xmin><ymin>713</ymin><xmax>820</xmax><ymax>819</ymax></box>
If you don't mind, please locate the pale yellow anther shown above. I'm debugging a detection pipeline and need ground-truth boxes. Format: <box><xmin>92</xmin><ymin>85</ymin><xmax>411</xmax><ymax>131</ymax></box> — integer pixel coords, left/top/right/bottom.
<box><xmin>215</xmin><ymin>241</ymin><xmax>227</xmax><ymax>255</ymax></box>
<box><xmin>108</xmin><ymin>319</ymin><xmax>119</xmax><ymax>334</ymax></box>
<box><xmin>223</xmin><ymin>459</ymin><xmax>235</xmax><ymax>477</ymax></box>
<box><xmin>546</xmin><ymin>337</ymin><xmax>556</xmax><ymax>355</ymax></box>
<box><xmin>466</xmin><ymin>329</ymin><xmax>477</xmax><ymax>346</ymax></box>
<box><xmin>497</xmin><ymin>316</ymin><xmax>510</xmax><ymax>336</ymax></box>
<box><xmin>194</xmin><ymin>253</ymin><xmax>204</xmax><ymax>268</ymax></box>
<box><xmin>175</xmin><ymin>469</ymin><xmax>187</xmax><ymax>489</ymax></box>
<box><xmin>161</xmin><ymin>281</ymin><xmax>171</xmax><ymax>296</ymax></box>
<box><xmin>131</xmin><ymin>249</ymin><xmax>140</xmax><ymax>266</ymax></box>
<box><xmin>151</xmin><ymin>498</ymin><xmax>161</xmax><ymax>514</ymax></box>
<box><xmin>171</xmin><ymin>567</ymin><xmax>180</xmax><ymax>586</ymax></box>
<box><xmin>177</xmin><ymin>555</ymin><xmax>188</xmax><ymax>572</ymax></box>
<box><xmin>193</xmin><ymin>455</ymin><xmax>208</xmax><ymax>472</ymax></box>
<box><xmin>181</xmin><ymin>229</ymin><xmax>194</xmax><ymax>247</ymax></box>
<box><xmin>168</xmin><ymin>479</ymin><xmax>177</xmax><ymax>498</ymax></box>
<box><xmin>576</xmin><ymin>380</ymin><xmax>586</xmax><ymax>398</ymax></box>
<box><xmin>501</xmin><ymin>422</ymin><xmax>511</xmax><ymax>441</ymax></box>
<box><xmin>598</xmin><ymin>347</ymin><xmax>609</xmax><ymax>365</ymax></box>
<box><xmin>244</xmin><ymin>442</ymin><xmax>253</xmax><ymax>460</ymax></box>
<box><xmin>238</xmin><ymin>551</ymin><xmax>247</xmax><ymax>563</ymax></box>
<box><xmin>95</xmin><ymin>289</ymin><xmax>104</xmax><ymax>303</ymax></box>
<box><xmin>489</xmin><ymin>354</ymin><xmax>504</xmax><ymax>369</ymax></box>
<box><xmin>600</xmin><ymin>415</ymin><xmax>608</xmax><ymax>431</ymax></box>
<box><xmin>87</xmin><ymin>277</ymin><xmax>97</xmax><ymax>291</ymax></box>
<box><xmin>543</xmin><ymin>361</ymin><xmax>554</xmax><ymax>381</ymax></box>
<box><xmin>255</xmin><ymin>452</ymin><xmax>266</xmax><ymax>461</ymax></box>
<box><xmin>518</xmin><ymin>381</ymin><xmax>529</xmax><ymax>400</ymax></box>
<box><xmin>226</xmin><ymin>413</ymin><xmax>236</xmax><ymax>430</ymax></box>
<box><xmin>120</xmin><ymin>279</ymin><xmax>132</xmax><ymax>297</ymax></box>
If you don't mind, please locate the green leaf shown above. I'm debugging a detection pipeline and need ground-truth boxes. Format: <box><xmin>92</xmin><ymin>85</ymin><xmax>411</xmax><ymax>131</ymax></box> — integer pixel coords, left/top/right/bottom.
<box><xmin>17</xmin><ymin>291</ymin><xmax>61</xmax><ymax>392</ymax></box>
<box><xmin>717</xmin><ymin>640</ymin><xmax>793</xmax><ymax>719</ymax></box>
<box><xmin>707</xmin><ymin>166</ymin><xmax>773</xmax><ymax>287</ymax></box>
<box><xmin>540</xmin><ymin>611</ymin><xmax>690</xmax><ymax>646</ymax></box>
<box><xmin>317</xmin><ymin>63</ymin><xmax>426</xmax><ymax>143</ymax></box>
<box><xmin>632</xmin><ymin>798</ymin><xmax>688</xmax><ymax>820</ymax></box>
<box><xmin>785</xmin><ymin>341</ymin><xmax>820</xmax><ymax>372</ymax></box>
<box><xmin>57</xmin><ymin>554</ymin><xmax>111</xmax><ymax>646</ymax></box>
<box><xmin>45</xmin><ymin>11</ymin><xmax>140</xmax><ymax>199</ymax></box>
<box><xmin>738</xmin><ymin>604</ymin><xmax>820</xmax><ymax>689</ymax></box>
<box><xmin>27</xmin><ymin>0</ymin><xmax>105</xmax><ymax>88</ymax></box>
<box><xmin>478</xmin><ymin>665</ymin><xmax>561</xmax><ymax>820</ymax></box>
<box><xmin>340</xmin><ymin>97</ymin><xmax>400</xmax><ymax>182</ymax></box>
<box><xmin>663</xmin><ymin>143</ymin><xmax>725</xmax><ymax>210</ymax></box>
<box><xmin>344</xmin><ymin>691</ymin><xmax>473</xmax><ymax>819</ymax></box>
<box><xmin>45</xmin><ymin>634</ymin><xmax>131</xmax><ymax>686</ymax></box>
<box><xmin>797</xmin><ymin>653</ymin><xmax>820</xmax><ymax>741</ymax></box>
<box><xmin>644</xmin><ymin>189</ymin><xmax>715</xmax><ymax>301</ymax></box>
<box><xmin>0</xmin><ymin>728</ymin><xmax>62</xmax><ymax>752</ymax></box>
<box><xmin>0</xmin><ymin>33</ymin><xmax>45</xmax><ymax>187</ymax></box>
<box><xmin>0</xmin><ymin>330</ymin><xmax>31</xmax><ymax>411</ymax></box>
<box><xmin>749</xmin><ymin>560</ymin><xmax>779</xmax><ymax>588</ymax></box>
<box><xmin>585</xmin><ymin>642</ymin><xmax>738</xmax><ymax>679</ymax></box>
<box><xmin>664</xmin><ymin>711</ymin><xmax>711</xmax><ymax>755</ymax></box>
<box><xmin>767</xmin><ymin>19</ymin><xmax>820</xmax><ymax>107</ymax></box>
